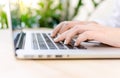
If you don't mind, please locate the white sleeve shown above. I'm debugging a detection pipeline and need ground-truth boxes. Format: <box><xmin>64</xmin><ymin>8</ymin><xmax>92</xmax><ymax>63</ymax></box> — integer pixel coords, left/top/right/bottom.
<box><xmin>94</xmin><ymin>0</ymin><xmax>120</xmax><ymax>28</ymax></box>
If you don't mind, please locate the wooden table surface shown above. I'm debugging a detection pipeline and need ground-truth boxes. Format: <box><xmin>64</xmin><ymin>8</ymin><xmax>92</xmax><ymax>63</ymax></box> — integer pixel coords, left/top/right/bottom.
<box><xmin>0</xmin><ymin>29</ymin><xmax>120</xmax><ymax>78</ymax></box>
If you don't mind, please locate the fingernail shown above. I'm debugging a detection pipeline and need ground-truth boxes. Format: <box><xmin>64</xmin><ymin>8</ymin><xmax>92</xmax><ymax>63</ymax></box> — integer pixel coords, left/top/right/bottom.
<box><xmin>74</xmin><ymin>43</ymin><xmax>78</xmax><ymax>46</ymax></box>
<box><xmin>54</xmin><ymin>37</ymin><xmax>58</xmax><ymax>42</ymax></box>
<box><xmin>64</xmin><ymin>40</ymin><xmax>68</xmax><ymax>44</ymax></box>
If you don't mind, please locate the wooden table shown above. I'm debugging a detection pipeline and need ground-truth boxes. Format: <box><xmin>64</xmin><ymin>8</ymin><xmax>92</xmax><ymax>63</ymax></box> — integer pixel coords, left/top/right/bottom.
<box><xmin>0</xmin><ymin>29</ymin><xmax>120</xmax><ymax>78</ymax></box>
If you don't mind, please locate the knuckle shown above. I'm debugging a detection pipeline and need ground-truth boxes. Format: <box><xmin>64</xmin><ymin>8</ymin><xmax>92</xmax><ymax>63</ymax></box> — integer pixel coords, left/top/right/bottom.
<box><xmin>66</xmin><ymin>37</ymin><xmax>71</xmax><ymax>42</ymax></box>
<box><xmin>74</xmin><ymin>25</ymin><xmax>81</xmax><ymax>30</ymax></box>
<box><xmin>68</xmin><ymin>31</ymin><xmax>75</xmax><ymax>37</ymax></box>
<box><xmin>66</xmin><ymin>35</ymin><xmax>71</xmax><ymax>40</ymax></box>
<box><xmin>83</xmin><ymin>31</ymin><xmax>94</xmax><ymax>38</ymax></box>
<box><xmin>84</xmin><ymin>31</ymin><xmax>91</xmax><ymax>35</ymax></box>
<box><xmin>62</xmin><ymin>21</ymin><xmax>68</xmax><ymax>24</ymax></box>
<box><xmin>65</xmin><ymin>33</ymin><xmax>73</xmax><ymax>40</ymax></box>
<box><xmin>73</xmin><ymin>26</ymin><xmax>81</xmax><ymax>32</ymax></box>
<box><xmin>58</xmin><ymin>35</ymin><xmax>65</xmax><ymax>40</ymax></box>
<box><xmin>60</xmin><ymin>21</ymin><xmax>68</xmax><ymax>27</ymax></box>
<box><xmin>74</xmin><ymin>25</ymin><xmax>79</xmax><ymax>28</ymax></box>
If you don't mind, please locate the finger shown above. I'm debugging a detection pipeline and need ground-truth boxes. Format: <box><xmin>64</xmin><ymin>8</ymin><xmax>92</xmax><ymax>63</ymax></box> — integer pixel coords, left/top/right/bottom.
<box><xmin>64</xmin><ymin>26</ymin><xmax>80</xmax><ymax>44</ymax></box>
<box><xmin>59</xmin><ymin>22</ymin><xmax>71</xmax><ymax>34</ymax></box>
<box><xmin>58</xmin><ymin>21</ymin><xmax>80</xmax><ymax>34</ymax></box>
<box><xmin>51</xmin><ymin>21</ymin><xmax>73</xmax><ymax>37</ymax></box>
<box><xmin>74</xmin><ymin>31</ymin><xmax>97</xmax><ymax>46</ymax></box>
<box><xmin>51</xmin><ymin>21</ymin><xmax>87</xmax><ymax>37</ymax></box>
<box><xmin>54</xmin><ymin>31</ymin><xmax>69</xmax><ymax>42</ymax></box>
<box><xmin>51</xmin><ymin>22</ymin><xmax>64</xmax><ymax>37</ymax></box>
<box><xmin>51</xmin><ymin>21</ymin><xmax>99</xmax><ymax>38</ymax></box>
<box><xmin>57</xmin><ymin>25</ymin><xmax>94</xmax><ymax>44</ymax></box>
<box><xmin>58</xmin><ymin>21</ymin><xmax>84</xmax><ymax>34</ymax></box>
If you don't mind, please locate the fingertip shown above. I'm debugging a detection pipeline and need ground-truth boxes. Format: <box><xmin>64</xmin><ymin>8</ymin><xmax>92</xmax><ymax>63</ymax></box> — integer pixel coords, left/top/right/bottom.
<box><xmin>50</xmin><ymin>33</ymin><xmax>55</xmax><ymax>37</ymax></box>
<box><xmin>64</xmin><ymin>40</ymin><xmax>69</xmax><ymax>44</ymax></box>
<box><xmin>74</xmin><ymin>36</ymin><xmax>83</xmax><ymax>46</ymax></box>
<box><xmin>51</xmin><ymin>31</ymin><xmax>58</xmax><ymax>38</ymax></box>
<box><xmin>54</xmin><ymin>37</ymin><xmax>59</xmax><ymax>42</ymax></box>
<box><xmin>74</xmin><ymin>42</ymin><xmax>78</xmax><ymax>46</ymax></box>
<box><xmin>52</xmin><ymin>25</ymin><xmax>61</xmax><ymax>37</ymax></box>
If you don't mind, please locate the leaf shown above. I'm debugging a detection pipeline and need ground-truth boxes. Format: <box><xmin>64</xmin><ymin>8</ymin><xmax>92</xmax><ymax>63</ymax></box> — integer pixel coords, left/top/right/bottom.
<box><xmin>38</xmin><ymin>2</ymin><xmax>44</xmax><ymax>8</ymax></box>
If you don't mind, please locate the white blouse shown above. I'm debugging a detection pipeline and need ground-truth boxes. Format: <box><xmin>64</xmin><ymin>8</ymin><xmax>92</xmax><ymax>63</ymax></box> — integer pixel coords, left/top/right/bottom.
<box><xmin>95</xmin><ymin>0</ymin><xmax>120</xmax><ymax>28</ymax></box>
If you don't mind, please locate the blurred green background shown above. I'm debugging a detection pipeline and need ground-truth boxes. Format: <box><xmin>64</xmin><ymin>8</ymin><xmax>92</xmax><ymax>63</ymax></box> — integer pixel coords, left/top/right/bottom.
<box><xmin>0</xmin><ymin>5</ymin><xmax>8</xmax><ymax>29</ymax></box>
<box><xmin>0</xmin><ymin>0</ymin><xmax>105</xmax><ymax>29</ymax></box>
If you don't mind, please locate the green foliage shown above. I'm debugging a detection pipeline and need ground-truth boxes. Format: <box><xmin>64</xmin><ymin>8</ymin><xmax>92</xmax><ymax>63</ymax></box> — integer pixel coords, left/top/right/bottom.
<box><xmin>20</xmin><ymin>8</ymin><xmax>39</xmax><ymax>28</ymax></box>
<box><xmin>11</xmin><ymin>0</ymin><xmax>105</xmax><ymax>29</ymax></box>
<box><xmin>0</xmin><ymin>5</ymin><xmax>8</xmax><ymax>29</ymax></box>
<box><xmin>65</xmin><ymin>0</ymin><xmax>84</xmax><ymax>20</ymax></box>
<box><xmin>21</xmin><ymin>14</ymin><xmax>38</xmax><ymax>28</ymax></box>
<box><xmin>72</xmin><ymin>0</ymin><xmax>83</xmax><ymax>19</ymax></box>
<box><xmin>92</xmin><ymin>0</ymin><xmax>105</xmax><ymax>7</ymax></box>
<box><xmin>36</xmin><ymin>0</ymin><xmax>63</xmax><ymax>28</ymax></box>
<box><xmin>11</xmin><ymin>8</ymin><xmax>21</xmax><ymax>29</ymax></box>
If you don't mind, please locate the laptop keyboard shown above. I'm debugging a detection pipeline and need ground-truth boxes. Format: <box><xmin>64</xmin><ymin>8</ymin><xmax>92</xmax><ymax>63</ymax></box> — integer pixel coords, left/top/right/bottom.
<box><xmin>37</xmin><ymin>33</ymin><xmax>48</xmax><ymax>49</ymax></box>
<box><xmin>32</xmin><ymin>33</ymin><xmax>39</xmax><ymax>49</ymax></box>
<box><xmin>15</xmin><ymin>32</ymin><xmax>86</xmax><ymax>50</ymax></box>
<box><xmin>42</xmin><ymin>33</ymin><xmax>57</xmax><ymax>49</ymax></box>
<box><xmin>32</xmin><ymin>33</ymin><xmax>86</xmax><ymax>50</ymax></box>
<box><xmin>15</xmin><ymin>32</ymin><xmax>26</xmax><ymax>49</ymax></box>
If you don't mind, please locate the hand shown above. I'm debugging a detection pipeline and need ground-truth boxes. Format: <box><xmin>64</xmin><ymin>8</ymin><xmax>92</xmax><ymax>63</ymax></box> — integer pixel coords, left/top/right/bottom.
<box><xmin>51</xmin><ymin>21</ymin><xmax>97</xmax><ymax>37</ymax></box>
<box><xmin>52</xmin><ymin>22</ymin><xmax>120</xmax><ymax>48</ymax></box>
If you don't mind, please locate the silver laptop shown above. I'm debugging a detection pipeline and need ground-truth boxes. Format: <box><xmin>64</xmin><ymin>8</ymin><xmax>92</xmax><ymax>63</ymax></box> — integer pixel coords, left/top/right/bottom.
<box><xmin>7</xmin><ymin>0</ymin><xmax>120</xmax><ymax>59</ymax></box>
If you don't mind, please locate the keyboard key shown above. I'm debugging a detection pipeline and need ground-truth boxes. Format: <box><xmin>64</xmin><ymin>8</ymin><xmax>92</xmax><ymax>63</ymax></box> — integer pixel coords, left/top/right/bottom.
<box><xmin>65</xmin><ymin>44</ymin><xmax>75</xmax><ymax>49</ymax></box>
<box><xmin>37</xmin><ymin>33</ymin><xmax>48</xmax><ymax>50</ymax></box>
<box><xmin>42</xmin><ymin>33</ymin><xmax>57</xmax><ymax>49</ymax></box>
<box><xmin>64</xmin><ymin>40</ymin><xmax>77</xmax><ymax>49</ymax></box>
<box><xmin>64</xmin><ymin>40</ymin><xmax>86</xmax><ymax>49</ymax></box>
<box><xmin>16</xmin><ymin>32</ymin><xmax>26</xmax><ymax>49</ymax></box>
<box><xmin>48</xmin><ymin>34</ymin><xmax>67</xmax><ymax>49</ymax></box>
<box><xmin>32</xmin><ymin>33</ymin><xmax>39</xmax><ymax>50</ymax></box>
<box><xmin>55</xmin><ymin>42</ymin><xmax>67</xmax><ymax>49</ymax></box>
<box><xmin>76</xmin><ymin>46</ymin><xmax>87</xmax><ymax>49</ymax></box>
<box><xmin>70</xmin><ymin>40</ymin><xmax>87</xmax><ymax>49</ymax></box>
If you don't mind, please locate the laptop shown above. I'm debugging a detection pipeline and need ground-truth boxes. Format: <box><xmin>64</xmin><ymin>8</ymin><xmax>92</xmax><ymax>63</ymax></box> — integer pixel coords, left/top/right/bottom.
<box><xmin>7</xmin><ymin>0</ymin><xmax>120</xmax><ymax>59</ymax></box>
